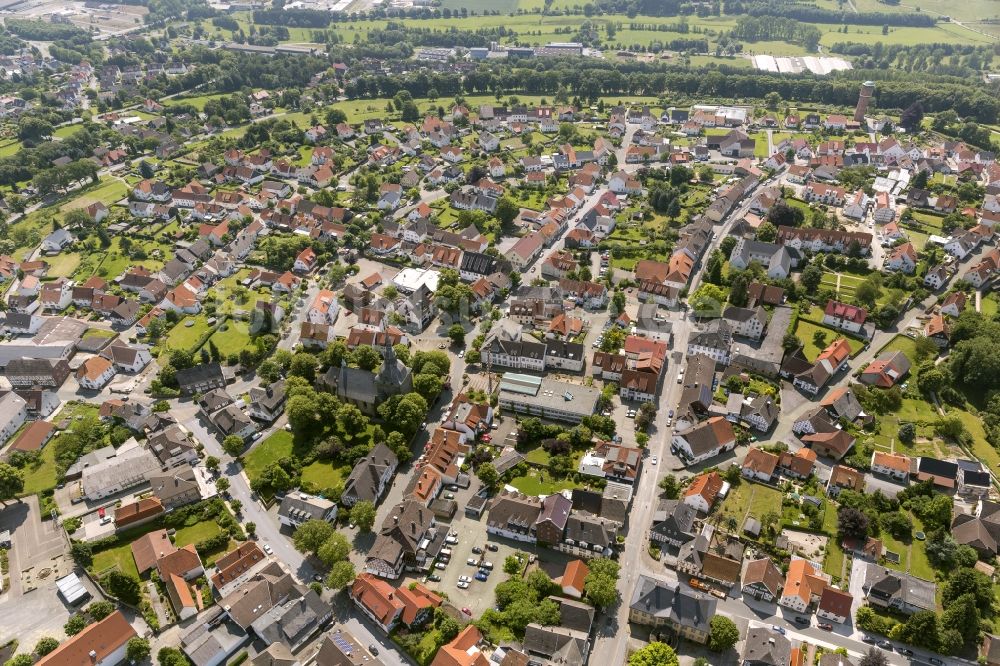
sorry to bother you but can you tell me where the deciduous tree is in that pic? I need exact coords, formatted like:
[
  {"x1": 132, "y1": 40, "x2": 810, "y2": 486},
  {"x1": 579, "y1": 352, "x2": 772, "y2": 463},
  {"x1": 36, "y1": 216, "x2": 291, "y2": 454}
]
[
  {"x1": 349, "y1": 501, "x2": 377, "y2": 532},
  {"x1": 292, "y1": 519, "x2": 334, "y2": 554}
]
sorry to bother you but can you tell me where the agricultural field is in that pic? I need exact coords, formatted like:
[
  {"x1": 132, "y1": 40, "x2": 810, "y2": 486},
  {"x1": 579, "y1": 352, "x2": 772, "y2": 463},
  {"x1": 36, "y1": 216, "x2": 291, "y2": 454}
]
[{"x1": 227, "y1": 4, "x2": 996, "y2": 56}]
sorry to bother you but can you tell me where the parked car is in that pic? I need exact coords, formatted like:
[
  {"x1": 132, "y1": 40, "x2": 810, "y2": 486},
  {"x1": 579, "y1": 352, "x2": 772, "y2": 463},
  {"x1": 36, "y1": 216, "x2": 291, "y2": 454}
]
[
  {"x1": 428, "y1": 574, "x2": 441, "y2": 582},
  {"x1": 928, "y1": 658, "x2": 943, "y2": 665},
  {"x1": 794, "y1": 617, "x2": 809, "y2": 625},
  {"x1": 457, "y1": 581, "x2": 469, "y2": 589},
  {"x1": 478, "y1": 568, "x2": 490, "y2": 577},
  {"x1": 472, "y1": 547, "x2": 483, "y2": 554},
  {"x1": 459, "y1": 576, "x2": 471, "y2": 583},
  {"x1": 369, "y1": 645, "x2": 379, "y2": 656},
  {"x1": 877, "y1": 640, "x2": 893, "y2": 650},
  {"x1": 482, "y1": 561, "x2": 494, "y2": 569},
  {"x1": 467, "y1": 558, "x2": 478, "y2": 566},
  {"x1": 475, "y1": 572, "x2": 488, "y2": 581},
  {"x1": 262, "y1": 544, "x2": 273, "y2": 555},
  {"x1": 462, "y1": 608, "x2": 472, "y2": 616},
  {"x1": 896, "y1": 649, "x2": 913, "y2": 657},
  {"x1": 445, "y1": 536, "x2": 458, "y2": 545},
  {"x1": 861, "y1": 635, "x2": 876, "y2": 644},
  {"x1": 818, "y1": 623, "x2": 832, "y2": 631},
  {"x1": 650, "y1": 456, "x2": 658, "y2": 465},
  {"x1": 445, "y1": 493, "x2": 455, "y2": 500},
  {"x1": 434, "y1": 562, "x2": 447, "y2": 570},
  {"x1": 487, "y1": 544, "x2": 498, "y2": 551},
  {"x1": 770, "y1": 625, "x2": 785, "y2": 636}
]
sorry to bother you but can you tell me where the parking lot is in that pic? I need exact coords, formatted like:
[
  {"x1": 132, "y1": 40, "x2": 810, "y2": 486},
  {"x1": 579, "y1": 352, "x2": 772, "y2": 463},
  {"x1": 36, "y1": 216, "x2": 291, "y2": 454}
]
[
  {"x1": 0, "y1": 495, "x2": 100, "y2": 647},
  {"x1": 401, "y1": 482, "x2": 577, "y2": 617}
]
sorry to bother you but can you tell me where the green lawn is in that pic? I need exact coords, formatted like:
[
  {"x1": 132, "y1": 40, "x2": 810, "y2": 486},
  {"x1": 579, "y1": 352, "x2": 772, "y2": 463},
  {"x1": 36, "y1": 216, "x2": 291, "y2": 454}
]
[
  {"x1": 951, "y1": 408, "x2": 1000, "y2": 472},
  {"x1": 712, "y1": 480, "x2": 782, "y2": 531},
  {"x1": 91, "y1": 542, "x2": 139, "y2": 580},
  {"x1": 174, "y1": 520, "x2": 224, "y2": 548},
  {"x1": 0, "y1": 139, "x2": 21, "y2": 157},
  {"x1": 53, "y1": 124, "x2": 83, "y2": 139},
  {"x1": 879, "y1": 334, "x2": 920, "y2": 366},
  {"x1": 508, "y1": 469, "x2": 582, "y2": 495},
  {"x1": 83, "y1": 328, "x2": 117, "y2": 341},
  {"x1": 793, "y1": 319, "x2": 864, "y2": 361},
  {"x1": 523, "y1": 446, "x2": 550, "y2": 466},
  {"x1": 244, "y1": 431, "x2": 294, "y2": 482},
  {"x1": 909, "y1": 516, "x2": 936, "y2": 581},
  {"x1": 822, "y1": 503, "x2": 845, "y2": 581},
  {"x1": 59, "y1": 178, "x2": 129, "y2": 213},
  {"x1": 301, "y1": 461, "x2": 349, "y2": 493},
  {"x1": 206, "y1": 320, "x2": 253, "y2": 354},
  {"x1": 46, "y1": 252, "x2": 82, "y2": 279},
  {"x1": 165, "y1": 316, "x2": 213, "y2": 352},
  {"x1": 19, "y1": 442, "x2": 59, "y2": 496},
  {"x1": 880, "y1": 530, "x2": 910, "y2": 574},
  {"x1": 895, "y1": 398, "x2": 940, "y2": 424}
]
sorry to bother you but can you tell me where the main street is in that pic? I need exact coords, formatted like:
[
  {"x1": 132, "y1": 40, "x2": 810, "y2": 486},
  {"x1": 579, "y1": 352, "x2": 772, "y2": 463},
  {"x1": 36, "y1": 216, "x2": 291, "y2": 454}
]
[{"x1": 588, "y1": 168, "x2": 773, "y2": 666}]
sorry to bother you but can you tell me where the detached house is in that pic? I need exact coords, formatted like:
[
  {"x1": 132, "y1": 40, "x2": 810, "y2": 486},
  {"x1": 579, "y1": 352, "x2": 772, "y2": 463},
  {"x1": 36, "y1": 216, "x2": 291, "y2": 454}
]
[
  {"x1": 885, "y1": 242, "x2": 917, "y2": 274},
  {"x1": 672, "y1": 417, "x2": 736, "y2": 466},
  {"x1": 822, "y1": 300, "x2": 867, "y2": 335},
  {"x1": 779, "y1": 558, "x2": 827, "y2": 613}
]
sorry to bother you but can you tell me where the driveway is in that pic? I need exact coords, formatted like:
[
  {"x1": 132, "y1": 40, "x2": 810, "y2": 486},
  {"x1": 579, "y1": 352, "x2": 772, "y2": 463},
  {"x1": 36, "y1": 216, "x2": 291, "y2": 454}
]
[{"x1": 847, "y1": 558, "x2": 869, "y2": 639}]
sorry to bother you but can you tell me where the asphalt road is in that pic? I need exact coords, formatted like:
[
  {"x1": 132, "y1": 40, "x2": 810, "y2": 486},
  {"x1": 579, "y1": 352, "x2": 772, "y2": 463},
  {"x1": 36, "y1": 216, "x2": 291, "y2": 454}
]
[{"x1": 588, "y1": 166, "x2": 773, "y2": 666}]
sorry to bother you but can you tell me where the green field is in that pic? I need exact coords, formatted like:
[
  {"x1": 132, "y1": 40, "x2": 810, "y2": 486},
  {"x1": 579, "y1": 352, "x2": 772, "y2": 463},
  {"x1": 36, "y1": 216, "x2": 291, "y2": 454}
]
[
  {"x1": 820, "y1": 272, "x2": 865, "y2": 301},
  {"x1": 228, "y1": 7, "x2": 995, "y2": 52},
  {"x1": 441, "y1": 0, "x2": 518, "y2": 11}
]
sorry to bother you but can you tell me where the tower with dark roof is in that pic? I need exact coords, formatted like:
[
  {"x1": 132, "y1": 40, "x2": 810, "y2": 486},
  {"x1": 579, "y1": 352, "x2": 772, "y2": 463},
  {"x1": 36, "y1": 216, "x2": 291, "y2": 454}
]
[{"x1": 375, "y1": 338, "x2": 412, "y2": 399}]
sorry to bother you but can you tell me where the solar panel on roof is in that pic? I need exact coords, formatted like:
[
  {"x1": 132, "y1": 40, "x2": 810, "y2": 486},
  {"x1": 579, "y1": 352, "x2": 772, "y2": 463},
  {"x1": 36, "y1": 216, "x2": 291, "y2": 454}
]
[{"x1": 333, "y1": 634, "x2": 353, "y2": 654}]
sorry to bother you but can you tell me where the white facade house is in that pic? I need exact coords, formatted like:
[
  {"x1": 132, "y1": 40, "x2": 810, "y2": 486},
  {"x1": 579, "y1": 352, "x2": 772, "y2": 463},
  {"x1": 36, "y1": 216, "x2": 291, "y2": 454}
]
[
  {"x1": 0, "y1": 392, "x2": 28, "y2": 442},
  {"x1": 277, "y1": 491, "x2": 338, "y2": 528}
]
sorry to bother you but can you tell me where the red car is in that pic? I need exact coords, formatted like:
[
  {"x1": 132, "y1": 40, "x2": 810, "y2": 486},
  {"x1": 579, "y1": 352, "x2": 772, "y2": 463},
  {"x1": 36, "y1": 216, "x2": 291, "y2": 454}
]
[
  {"x1": 818, "y1": 623, "x2": 833, "y2": 631},
  {"x1": 462, "y1": 607, "x2": 472, "y2": 616},
  {"x1": 98, "y1": 507, "x2": 105, "y2": 518},
  {"x1": 481, "y1": 434, "x2": 492, "y2": 442}
]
